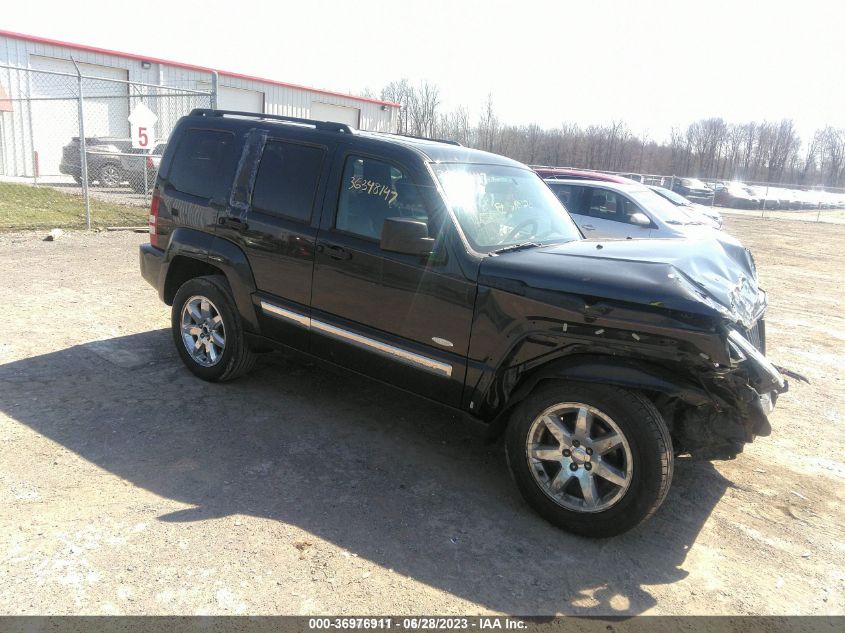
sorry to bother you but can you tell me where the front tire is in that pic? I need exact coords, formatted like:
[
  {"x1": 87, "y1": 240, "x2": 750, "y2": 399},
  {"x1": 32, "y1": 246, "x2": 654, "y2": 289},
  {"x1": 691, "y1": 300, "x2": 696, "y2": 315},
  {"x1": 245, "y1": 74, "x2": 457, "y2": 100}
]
[
  {"x1": 98, "y1": 163, "x2": 121, "y2": 188},
  {"x1": 506, "y1": 381, "x2": 673, "y2": 537},
  {"x1": 171, "y1": 275, "x2": 257, "y2": 382}
]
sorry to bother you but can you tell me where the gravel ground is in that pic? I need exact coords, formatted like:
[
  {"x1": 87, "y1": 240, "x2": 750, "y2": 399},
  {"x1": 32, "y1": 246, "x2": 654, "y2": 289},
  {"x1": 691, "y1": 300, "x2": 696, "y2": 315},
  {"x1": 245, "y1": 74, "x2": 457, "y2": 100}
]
[{"x1": 0, "y1": 217, "x2": 843, "y2": 616}]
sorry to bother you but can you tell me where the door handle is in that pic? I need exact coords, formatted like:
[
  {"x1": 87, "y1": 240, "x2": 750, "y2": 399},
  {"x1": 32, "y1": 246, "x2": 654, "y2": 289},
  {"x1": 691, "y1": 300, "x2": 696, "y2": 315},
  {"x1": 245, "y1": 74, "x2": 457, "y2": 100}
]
[
  {"x1": 218, "y1": 216, "x2": 247, "y2": 231},
  {"x1": 325, "y1": 244, "x2": 351, "y2": 260},
  {"x1": 581, "y1": 224, "x2": 596, "y2": 230}
]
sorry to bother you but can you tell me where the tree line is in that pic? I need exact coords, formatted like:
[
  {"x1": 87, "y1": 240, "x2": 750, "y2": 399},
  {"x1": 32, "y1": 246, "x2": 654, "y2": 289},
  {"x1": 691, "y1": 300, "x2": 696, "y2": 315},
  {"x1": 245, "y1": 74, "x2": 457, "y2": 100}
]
[{"x1": 373, "y1": 79, "x2": 845, "y2": 189}]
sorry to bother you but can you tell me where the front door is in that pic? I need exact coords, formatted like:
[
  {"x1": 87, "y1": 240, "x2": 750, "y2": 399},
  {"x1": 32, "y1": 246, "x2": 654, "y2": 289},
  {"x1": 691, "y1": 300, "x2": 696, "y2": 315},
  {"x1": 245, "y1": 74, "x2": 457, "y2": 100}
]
[
  {"x1": 310, "y1": 152, "x2": 476, "y2": 406},
  {"x1": 577, "y1": 186, "x2": 653, "y2": 239}
]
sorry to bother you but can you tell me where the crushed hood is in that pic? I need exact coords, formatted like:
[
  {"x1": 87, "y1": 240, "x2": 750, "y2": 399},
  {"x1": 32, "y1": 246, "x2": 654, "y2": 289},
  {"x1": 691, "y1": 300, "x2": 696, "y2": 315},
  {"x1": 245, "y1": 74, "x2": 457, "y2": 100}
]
[{"x1": 479, "y1": 235, "x2": 764, "y2": 328}]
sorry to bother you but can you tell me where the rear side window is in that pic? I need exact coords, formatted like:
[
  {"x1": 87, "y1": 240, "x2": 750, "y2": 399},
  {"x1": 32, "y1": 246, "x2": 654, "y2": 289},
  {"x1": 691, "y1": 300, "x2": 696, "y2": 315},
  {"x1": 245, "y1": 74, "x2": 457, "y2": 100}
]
[
  {"x1": 251, "y1": 140, "x2": 325, "y2": 223},
  {"x1": 169, "y1": 129, "x2": 236, "y2": 199},
  {"x1": 549, "y1": 183, "x2": 574, "y2": 207},
  {"x1": 549, "y1": 184, "x2": 586, "y2": 214}
]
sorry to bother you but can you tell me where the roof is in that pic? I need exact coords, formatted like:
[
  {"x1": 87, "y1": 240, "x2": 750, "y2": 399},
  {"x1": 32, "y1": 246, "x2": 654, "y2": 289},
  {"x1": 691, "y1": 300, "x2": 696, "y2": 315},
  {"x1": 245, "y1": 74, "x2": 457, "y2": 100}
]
[
  {"x1": 542, "y1": 179, "x2": 649, "y2": 193},
  {"x1": 183, "y1": 110, "x2": 525, "y2": 167},
  {"x1": 533, "y1": 167, "x2": 635, "y2": 184},
  {"x1": 357, "y1": 132, "x2": 525, "y2": 167},
  {"x1": 0, "y1": 29, "x2": 401, "y2": 109}
]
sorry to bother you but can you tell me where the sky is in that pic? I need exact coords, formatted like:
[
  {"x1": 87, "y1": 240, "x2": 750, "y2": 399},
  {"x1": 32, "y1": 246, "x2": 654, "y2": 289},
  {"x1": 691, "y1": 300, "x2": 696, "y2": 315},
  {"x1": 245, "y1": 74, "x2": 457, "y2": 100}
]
[{"x1": 4, "y1": 0, "x2": 845, "y2": 143}]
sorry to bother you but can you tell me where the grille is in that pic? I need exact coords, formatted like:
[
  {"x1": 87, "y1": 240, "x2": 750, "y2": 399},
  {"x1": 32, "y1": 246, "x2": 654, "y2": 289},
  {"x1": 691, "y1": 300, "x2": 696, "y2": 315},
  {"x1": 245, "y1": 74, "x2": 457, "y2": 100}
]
[{"x1": 744, "y1": 319, "x2": 766, "y2": 354}]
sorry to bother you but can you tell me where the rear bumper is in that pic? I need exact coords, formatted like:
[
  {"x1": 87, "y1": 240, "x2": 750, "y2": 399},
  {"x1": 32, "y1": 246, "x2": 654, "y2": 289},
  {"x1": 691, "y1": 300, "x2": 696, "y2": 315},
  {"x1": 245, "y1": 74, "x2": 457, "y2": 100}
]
[
  {"x1": 59, "y1": 160, "x2": 80, "y2": 177},
  {"x1": 139, "y1": 243, "x2": 166, "y2": 298}
]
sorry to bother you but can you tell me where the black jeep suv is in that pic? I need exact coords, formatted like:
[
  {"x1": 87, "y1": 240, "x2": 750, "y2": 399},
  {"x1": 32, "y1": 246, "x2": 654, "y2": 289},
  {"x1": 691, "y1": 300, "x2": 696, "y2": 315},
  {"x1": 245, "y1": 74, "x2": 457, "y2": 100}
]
[{"x1": 140, "y1": 109, "x2": 788, "y2": 537}]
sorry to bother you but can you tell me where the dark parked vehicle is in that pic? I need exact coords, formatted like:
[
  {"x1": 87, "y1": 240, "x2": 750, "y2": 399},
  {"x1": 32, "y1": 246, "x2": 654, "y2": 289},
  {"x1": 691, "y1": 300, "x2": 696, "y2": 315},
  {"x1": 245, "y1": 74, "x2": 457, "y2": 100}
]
[
  {"x1": 59, "y1": 136, "x2": 150, "y2": 190},
  {"x1": 140, "y1": 109, "x2": 789, "y2": 537},
  {"x1": 671, "y1": 177, "x2": 714, "y2": 204},
  {"x1": 713, "y1": 182, "x2": 759, "y2": 209}
]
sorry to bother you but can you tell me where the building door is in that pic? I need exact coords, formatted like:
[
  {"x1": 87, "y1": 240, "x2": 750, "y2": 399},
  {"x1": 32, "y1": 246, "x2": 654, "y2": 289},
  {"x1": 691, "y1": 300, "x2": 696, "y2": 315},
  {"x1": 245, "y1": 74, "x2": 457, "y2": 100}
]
[
  {"x1": 311, "y1": 102, "x2": 360, "y2": 129},
  {"x1": 218, "y1": 86, "x2": 264, "y2": 113}
]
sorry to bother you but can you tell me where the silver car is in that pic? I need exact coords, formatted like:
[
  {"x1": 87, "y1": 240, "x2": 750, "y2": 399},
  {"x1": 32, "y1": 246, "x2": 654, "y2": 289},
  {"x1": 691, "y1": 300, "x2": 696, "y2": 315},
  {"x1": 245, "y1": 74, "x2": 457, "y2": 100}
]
[
  {"x1": 649, "y1": 185, "x2": 723, "y2": 229},
  {"x1": 546, "y1": 179, "x2": 718, "y2": 240}
]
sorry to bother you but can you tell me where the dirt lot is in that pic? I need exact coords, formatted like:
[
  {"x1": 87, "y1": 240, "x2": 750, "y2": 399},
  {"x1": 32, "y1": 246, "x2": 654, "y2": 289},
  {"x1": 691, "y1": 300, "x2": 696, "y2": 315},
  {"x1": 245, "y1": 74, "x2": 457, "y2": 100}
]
[{"x1": 0, "y1": 216, "x2": 843, "y2": 616}]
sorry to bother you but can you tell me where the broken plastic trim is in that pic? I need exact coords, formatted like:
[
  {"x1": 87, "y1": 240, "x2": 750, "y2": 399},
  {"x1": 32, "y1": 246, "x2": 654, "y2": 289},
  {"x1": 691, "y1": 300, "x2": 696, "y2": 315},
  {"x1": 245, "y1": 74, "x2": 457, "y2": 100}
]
[{"x1": 726, "y1": 328, "x2": 785, "y2": 390}]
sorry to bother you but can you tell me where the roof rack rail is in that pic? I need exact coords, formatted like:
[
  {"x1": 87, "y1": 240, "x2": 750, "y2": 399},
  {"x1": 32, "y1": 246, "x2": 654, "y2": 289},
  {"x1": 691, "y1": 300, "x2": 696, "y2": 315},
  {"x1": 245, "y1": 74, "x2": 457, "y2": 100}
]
[
  {"x1": 385, "y1": 132, "x2": 462, "y2": 146},
  {"x1": 189, "y1": 108, "x2": 353, "y2": 134}
]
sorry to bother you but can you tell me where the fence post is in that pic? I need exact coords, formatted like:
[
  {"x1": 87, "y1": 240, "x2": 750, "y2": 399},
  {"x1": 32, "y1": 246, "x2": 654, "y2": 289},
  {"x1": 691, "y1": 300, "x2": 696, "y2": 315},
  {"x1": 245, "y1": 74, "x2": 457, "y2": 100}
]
[
  {"x1": 210, "y1": 71, "x2": 218, "y2": 109},
  {"x1": 762, "y1": 184, "x2": 768, "y2": 218},
  {"x1": 23, "y1": 68, "x2": 38, "y2": 183},
  {"x1": 71, "y1": 58, "x2": 92, "y2": 230}
]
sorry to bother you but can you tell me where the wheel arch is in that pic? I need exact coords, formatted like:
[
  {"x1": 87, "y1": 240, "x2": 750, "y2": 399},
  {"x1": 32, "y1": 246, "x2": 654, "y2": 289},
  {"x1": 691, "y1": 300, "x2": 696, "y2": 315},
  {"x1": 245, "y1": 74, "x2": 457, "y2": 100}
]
[
  {"x1": 484, "y1": 352, "x2": 717, "y2": 438},
  {"x1": 163, "y1": 229, "x2": 259, "y2": 332}
]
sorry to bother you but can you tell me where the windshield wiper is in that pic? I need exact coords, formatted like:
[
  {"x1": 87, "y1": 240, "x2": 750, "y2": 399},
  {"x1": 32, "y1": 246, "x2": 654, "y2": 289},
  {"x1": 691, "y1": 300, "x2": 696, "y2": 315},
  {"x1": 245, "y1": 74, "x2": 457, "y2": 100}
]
[{"x1": 489, "y1": 241, "x2": 542, "y2": 255}]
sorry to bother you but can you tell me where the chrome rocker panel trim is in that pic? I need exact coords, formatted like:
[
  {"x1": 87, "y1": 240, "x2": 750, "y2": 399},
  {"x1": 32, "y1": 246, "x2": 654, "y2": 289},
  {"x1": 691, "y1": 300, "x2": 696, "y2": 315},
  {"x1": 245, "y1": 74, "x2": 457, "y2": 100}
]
[{"x1": 260, "y1": 300, "x2": 453, "y2": 378}]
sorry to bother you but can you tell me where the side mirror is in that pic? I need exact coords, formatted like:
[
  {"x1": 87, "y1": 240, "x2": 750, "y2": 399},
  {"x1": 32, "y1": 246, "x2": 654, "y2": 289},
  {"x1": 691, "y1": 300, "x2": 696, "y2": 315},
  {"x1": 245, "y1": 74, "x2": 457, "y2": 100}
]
[
  {"x1": 629, "y1": 212, "x2": 651, "y2": 226},
  {"x1": 380, "y1": 217, "x2": 435, "y2": 255}
]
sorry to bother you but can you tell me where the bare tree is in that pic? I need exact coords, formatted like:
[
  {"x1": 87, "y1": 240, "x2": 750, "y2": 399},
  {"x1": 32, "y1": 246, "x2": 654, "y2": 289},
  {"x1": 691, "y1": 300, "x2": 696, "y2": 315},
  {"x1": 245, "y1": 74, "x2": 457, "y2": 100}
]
[{"x1": 366, "y1": 77, "x2": 845, "y2": 187}]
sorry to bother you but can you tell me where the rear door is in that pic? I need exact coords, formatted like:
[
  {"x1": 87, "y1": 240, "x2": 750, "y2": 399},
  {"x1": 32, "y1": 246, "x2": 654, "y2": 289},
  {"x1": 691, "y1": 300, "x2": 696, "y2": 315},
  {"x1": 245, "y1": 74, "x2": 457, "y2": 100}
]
[{"x1": 216, "y1": 129, "x2": 334, "y2": 350}]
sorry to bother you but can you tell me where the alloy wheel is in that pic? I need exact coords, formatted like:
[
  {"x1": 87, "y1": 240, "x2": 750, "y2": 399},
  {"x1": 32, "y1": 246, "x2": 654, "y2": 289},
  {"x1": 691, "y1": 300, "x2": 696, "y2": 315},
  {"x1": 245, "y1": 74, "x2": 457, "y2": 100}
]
[
  {"x1": 180, "y1": 295, "x2": 226, "y2": 367},
  {"x1": 525, "y1": 402, "x2": 633, "y2": 513},
  {"x1": 99, "y1": 164, "x2": 121, "y2": 187}
]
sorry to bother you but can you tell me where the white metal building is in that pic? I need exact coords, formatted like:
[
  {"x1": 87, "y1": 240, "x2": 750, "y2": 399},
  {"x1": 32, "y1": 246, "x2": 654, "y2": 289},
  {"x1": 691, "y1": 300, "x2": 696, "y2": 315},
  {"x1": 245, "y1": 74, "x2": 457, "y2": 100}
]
[{"x1": 0, "y1": 29, "x2": 400, "y2": 177}]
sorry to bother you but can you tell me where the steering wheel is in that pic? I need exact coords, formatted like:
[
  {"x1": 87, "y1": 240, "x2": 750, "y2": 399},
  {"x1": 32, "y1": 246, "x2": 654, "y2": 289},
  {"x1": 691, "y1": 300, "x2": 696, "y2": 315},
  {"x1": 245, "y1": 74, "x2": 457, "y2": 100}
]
[{"x1": 501, "y1": 218, "x2": 538, "y2": 244}]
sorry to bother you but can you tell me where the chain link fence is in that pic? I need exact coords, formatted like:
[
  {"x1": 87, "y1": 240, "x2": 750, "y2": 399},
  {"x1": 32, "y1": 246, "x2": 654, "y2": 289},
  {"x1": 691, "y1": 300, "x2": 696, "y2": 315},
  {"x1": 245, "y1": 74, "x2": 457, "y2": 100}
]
[{"x1": 0, "y1": 63, "x2": 214, "y2": 230}]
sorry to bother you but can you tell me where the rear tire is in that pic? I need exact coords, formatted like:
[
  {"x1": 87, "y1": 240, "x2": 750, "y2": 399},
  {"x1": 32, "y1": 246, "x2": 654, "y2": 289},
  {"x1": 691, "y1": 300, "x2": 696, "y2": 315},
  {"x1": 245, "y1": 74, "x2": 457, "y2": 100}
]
[
  {"x1": 505, "y1": 381, "x2": 673, "y2": 537},
  {"x1": 171, "y1": 275, "x2": 257, "y2": 382}
]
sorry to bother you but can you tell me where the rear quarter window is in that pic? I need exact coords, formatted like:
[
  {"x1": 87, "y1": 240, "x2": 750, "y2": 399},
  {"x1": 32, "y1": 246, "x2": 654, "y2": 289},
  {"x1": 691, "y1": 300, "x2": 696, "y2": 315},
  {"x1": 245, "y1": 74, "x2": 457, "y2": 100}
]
[{"x1": 168, "y1": 128, "x2": 237, "y2": 199}]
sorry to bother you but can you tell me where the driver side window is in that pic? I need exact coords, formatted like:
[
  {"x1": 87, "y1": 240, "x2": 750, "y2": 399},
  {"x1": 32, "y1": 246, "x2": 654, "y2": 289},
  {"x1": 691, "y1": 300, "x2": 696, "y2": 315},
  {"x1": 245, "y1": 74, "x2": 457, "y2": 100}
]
[
  {"x1": 336, "y1": 156, "x2": 427, "y2": 240},
  {"x1": 587, "y1": 189, "x2": 638, "y2": 224}
]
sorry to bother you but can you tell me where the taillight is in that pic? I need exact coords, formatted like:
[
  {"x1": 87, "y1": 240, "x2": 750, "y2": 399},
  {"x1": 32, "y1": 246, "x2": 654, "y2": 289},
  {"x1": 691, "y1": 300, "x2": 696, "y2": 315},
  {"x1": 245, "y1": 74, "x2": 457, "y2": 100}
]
[{"x1": 149, "y1": 187, "x2": 161, "y2": 248}]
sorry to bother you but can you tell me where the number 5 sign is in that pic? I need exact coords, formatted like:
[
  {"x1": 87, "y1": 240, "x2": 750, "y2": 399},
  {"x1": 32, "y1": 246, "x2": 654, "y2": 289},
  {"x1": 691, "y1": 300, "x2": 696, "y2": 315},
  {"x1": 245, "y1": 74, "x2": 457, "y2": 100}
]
[{"x1": 128, "y1": 103, "x2": 158, "y2": 149}]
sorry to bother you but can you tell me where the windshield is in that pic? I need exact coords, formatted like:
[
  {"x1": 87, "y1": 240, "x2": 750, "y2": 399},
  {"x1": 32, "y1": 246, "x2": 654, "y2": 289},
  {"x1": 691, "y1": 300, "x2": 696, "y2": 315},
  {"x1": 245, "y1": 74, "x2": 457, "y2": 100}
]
[
  {"x1": 627, "y1": 188, "x2": 702, "y2": 225},
  {"x1": 652, "y1": 186, "x2": 691, "y2": 206},
  {"x1": 431, "y1": 163, "x2": 581, "y2": 251}
]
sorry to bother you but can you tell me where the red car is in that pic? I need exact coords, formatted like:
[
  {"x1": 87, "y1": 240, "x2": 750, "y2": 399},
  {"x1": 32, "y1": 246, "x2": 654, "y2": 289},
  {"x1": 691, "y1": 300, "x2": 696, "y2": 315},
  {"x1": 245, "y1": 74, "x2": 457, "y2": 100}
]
[{"x1": 532, "y1": 167, "x2": 636, "y2": 183}]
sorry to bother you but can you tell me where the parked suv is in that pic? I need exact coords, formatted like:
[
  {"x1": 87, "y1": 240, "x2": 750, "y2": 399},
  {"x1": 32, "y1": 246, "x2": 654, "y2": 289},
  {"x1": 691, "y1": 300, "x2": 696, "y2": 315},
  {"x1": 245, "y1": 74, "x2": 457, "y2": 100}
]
[
  {"x1": 140, "y1": 109, "x2": 789, "y2": 537},
  {"x1": 59, "y1": 136, "x2": 150, "y2": 190}
]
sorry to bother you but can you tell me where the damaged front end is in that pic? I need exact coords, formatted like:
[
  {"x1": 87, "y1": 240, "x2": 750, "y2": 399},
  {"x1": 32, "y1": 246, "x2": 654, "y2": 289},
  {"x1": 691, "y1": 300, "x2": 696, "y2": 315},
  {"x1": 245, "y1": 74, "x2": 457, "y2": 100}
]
[
  {"x1": 476, "y1": 234, "x2": 796, "y2": 460},
  {"x1": 668, "y1": 250, "x2": 791, "y2": 459},
  {"x1": 672, "y1": 319, "x2": 788, "y2": 459}
]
